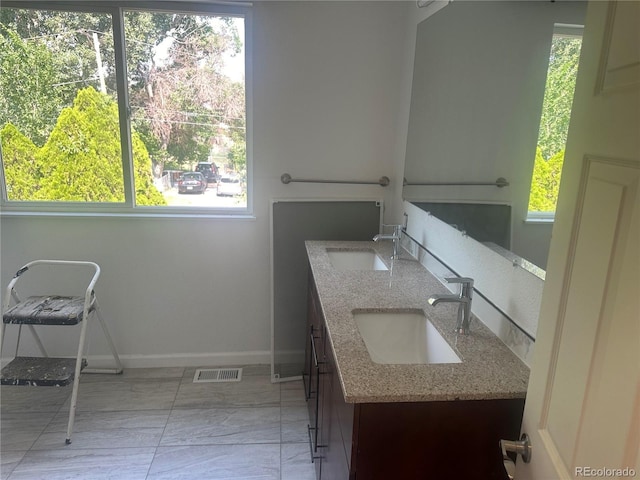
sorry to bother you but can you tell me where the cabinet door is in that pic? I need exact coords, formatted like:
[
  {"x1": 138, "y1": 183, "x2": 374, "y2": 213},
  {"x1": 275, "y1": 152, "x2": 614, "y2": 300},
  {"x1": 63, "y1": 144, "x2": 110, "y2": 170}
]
[
  {"x1": 305, "y1": 275, "x2": 325, "y2": 476},
  {"x1": 306, "y1": 327, "x2": 323, "y2": 454},
  {"x1": 353, "y1": 400, "x2": 524, "y2": 479},
  {"x1": 319, "y1": 343, "x2": 351, "y2": 480},
  {"x1": 303, "y1": 274, "x2": 322, "y2": 401}
]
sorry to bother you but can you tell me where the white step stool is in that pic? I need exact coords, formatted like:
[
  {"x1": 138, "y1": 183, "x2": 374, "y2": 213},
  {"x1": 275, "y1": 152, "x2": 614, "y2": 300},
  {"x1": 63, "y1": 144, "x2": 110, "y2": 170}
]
[{"x1": 0, "y1": 260, "x2": 123, "y2": 444}]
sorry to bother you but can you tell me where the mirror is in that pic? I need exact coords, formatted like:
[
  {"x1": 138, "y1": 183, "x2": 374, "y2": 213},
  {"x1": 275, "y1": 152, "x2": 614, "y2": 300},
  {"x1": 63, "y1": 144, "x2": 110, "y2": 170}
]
[{"x1": 403, "y1": 0, "x2": 587, "y2": 271}]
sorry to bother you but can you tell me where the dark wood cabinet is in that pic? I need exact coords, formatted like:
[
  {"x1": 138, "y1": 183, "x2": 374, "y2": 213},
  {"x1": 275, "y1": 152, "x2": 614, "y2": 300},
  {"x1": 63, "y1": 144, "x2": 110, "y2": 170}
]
[
  {"x1": 303, "y1": 274, "x2": 325, "y2": 478},
  {"x1": 304, "y1": 273, "x2": 525, "y2": 480},
  {"x1": 318, "y1": 336, "x2": 351, "y2": 480}
]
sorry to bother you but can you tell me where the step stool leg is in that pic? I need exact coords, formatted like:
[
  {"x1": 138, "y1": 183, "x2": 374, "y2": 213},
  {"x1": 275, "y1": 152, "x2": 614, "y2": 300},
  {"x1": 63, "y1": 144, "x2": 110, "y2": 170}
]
[
  {"x1": 65, "y1": 374, "x2": 80, "y2": 445},
  {"x1": 14, "y1": 325, "x2": 22, "y2": 357},
  {"x1": 81, "y1": 304, "x2": 123, "y2": 375},
  {"x1": 94, "y1": 302, "x2": 123, "y2": 373},
  {"x1": 65, "y1": 316, "x2": 90, "y2": 444},
  {"x1": 0, "y1": 323, "x2": 5, "y2": 358},
  {"x1": 27, "y1": 325, "x2": 49, "y2": 357}
]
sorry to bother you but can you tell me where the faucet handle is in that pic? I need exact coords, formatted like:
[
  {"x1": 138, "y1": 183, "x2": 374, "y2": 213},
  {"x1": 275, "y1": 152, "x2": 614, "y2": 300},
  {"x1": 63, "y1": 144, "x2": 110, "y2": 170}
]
[{"x1": 444, "y1": 277, "x2": 474, "y2": 298}]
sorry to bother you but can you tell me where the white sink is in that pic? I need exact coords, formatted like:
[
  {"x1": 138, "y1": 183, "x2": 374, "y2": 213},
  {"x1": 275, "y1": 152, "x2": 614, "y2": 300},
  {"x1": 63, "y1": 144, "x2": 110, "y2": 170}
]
[
  {"x1": 326, "y1": 249, "x2": 388, "y2": 271},
  {"x1": 353, "y1": 310, "x2": 462, "y2": 364}
]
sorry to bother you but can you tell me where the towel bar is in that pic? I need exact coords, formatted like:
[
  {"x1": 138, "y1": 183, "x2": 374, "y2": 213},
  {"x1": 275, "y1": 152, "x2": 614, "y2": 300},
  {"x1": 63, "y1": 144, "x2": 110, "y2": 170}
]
[
  {"x1": 403, "y1": 177, "x2": 509, "y2": 188},
  {"x1": 281, "y1": 173, "x2": 390, "y2": 187}
]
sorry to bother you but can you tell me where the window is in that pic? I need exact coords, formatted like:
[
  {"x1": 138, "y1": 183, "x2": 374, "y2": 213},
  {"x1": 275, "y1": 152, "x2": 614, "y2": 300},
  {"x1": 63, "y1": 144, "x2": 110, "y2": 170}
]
[
  {"x1": 0, "y1": 2, "x2": 249, "y2": 214},
  {"x1": 527, "y1": 25, "x2": 583, "y2": 220}
]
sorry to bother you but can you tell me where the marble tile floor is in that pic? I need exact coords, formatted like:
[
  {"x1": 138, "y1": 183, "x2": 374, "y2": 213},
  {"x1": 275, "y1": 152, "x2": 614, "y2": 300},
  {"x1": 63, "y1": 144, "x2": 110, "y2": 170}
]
[{"x1": 0, "y1": 366, "x2": 316, "y2": 480}]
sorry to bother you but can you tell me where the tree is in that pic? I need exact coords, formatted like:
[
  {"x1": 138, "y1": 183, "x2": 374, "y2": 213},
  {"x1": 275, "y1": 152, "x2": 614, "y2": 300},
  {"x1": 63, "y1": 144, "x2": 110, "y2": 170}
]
[
  {"x1": 0, "y1": 10, "x2": 116, "y2": 113},
  {"x1": 0, "y1": 26, "x2": 66, "y2": 146},
  {"x1": 0, "y1": 8, "x2": 165, "y2": 105},
  {"x1": 131, "y1": 13, "x2": 245, "y2": 170},
  {"x1": 0, "y1": 123, "x2": 39, "y2": 200},
  {"x1": 529, "y1": 34, "x2": 582, "y2": 212},
  {"x1": 4, "y1": 87, "x2": 165, "y2": 205},
  {"x1": 537, "y1": 36, "x2": 582, "y2": 162},
  {"x1": 131, "y1": 132, "x2": 166, "y2": 206},
  {"x1": 227, "y1": 127, "x2": 246, "y2": 173},
  {"x1": 528, "y1": 148, "x2": 564, "y2": 212},
  {"x1": 1, "y1": 7, "x2": 245, "y2": 203}
]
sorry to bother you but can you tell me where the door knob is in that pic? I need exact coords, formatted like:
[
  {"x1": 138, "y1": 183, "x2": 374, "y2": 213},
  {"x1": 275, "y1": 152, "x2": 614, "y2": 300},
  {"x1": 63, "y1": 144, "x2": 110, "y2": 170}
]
[{"x1": 500, "y1": 433, "x2": 531, "y2": 480}]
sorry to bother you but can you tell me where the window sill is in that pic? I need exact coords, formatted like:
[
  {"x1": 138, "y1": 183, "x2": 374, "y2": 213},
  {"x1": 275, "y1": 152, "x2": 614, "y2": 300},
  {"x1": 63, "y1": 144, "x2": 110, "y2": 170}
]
[
  {"x1": 0, "y1": 208, "x2": 256, "y2": 221},
  {"x1": 525, "y1": 213, "x2": 555, "y2": 224}
]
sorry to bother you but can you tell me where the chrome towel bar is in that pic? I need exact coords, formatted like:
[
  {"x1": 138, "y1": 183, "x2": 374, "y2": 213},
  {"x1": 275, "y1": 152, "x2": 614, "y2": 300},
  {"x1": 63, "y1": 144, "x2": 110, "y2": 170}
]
[
  {"x1": 403, "y1": 177, "x2": 509, "y2": 188},
  {"x1": 281, "y1": 173, "x2": 390, "y2": 187}
]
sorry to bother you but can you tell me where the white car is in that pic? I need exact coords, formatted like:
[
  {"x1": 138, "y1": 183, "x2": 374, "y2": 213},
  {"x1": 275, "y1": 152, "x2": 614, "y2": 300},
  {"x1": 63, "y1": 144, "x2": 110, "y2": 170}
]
[{"x1": 216, "y1": 176, "x2": 242, "y2": 196}]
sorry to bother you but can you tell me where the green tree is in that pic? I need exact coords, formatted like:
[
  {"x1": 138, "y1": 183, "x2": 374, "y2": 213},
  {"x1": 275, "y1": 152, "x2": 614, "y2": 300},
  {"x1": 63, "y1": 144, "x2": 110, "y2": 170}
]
[
  {"x1": 132, "y1": 133, "x2": 166, "y2": 206},
  {"x1": 0, "y1": 26, "x2": 66, "y2": 145},
  {"x1": 38, "y1": 88, "x2": 125, "y2": 201},
  {"x1": 0, "y1": 123, "x2": 39, "y2": 200},
  {"x1": 537, "y1": 36, "x2": 582, "y2": 162},
  {"x1": 0, "y1": 10, "x2": 116, "y2": 115},
  {"x1": 227, "y1": 128, "x2": 246, "y2": 173},
  {"x1": 1, "y1": 7, "x2": 245, "y2": 201},
  {"x1": 7, "y1": 87, "x2": 165, "y2": 204},
  {"x1": 1, "y1": 9, "x2": 147, "y2": 102},
  {"x1": 529, "y1": 148, "x2": 564, "y2": 212},
  {"x1": 529, "y1": 34, "x2": 582, "y2": 212},
  {"x1": 130, "y1": 13, "x2": 245, "y2": 169}
]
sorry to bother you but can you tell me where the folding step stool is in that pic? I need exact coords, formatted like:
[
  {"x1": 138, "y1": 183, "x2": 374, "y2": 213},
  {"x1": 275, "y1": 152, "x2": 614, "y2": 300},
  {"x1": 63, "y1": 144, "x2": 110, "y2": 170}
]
[{"x1": 0, "y1": 260, "x2": 123, "y2": 444}]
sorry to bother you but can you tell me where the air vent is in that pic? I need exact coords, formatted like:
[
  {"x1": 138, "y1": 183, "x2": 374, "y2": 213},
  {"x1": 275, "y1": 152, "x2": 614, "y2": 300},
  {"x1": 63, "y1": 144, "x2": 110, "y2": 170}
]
[{"x1": 193, "y1": 368, "x2": 242, "y2": 383}]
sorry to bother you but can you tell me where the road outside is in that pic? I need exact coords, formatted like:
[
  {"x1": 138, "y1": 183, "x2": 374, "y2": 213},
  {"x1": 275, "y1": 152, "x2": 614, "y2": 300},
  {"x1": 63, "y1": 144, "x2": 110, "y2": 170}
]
[{"x1": 162, "y1": 183, "x2": 246, "y2": 208}]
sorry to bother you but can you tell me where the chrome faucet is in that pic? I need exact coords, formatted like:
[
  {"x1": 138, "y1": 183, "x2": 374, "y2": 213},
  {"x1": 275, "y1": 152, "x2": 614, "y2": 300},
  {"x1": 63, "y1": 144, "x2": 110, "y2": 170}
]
[
  {"x1": 428, "y1": 277, "x2": 474, "y2": 334},
  {"x1": 373, "y1": 224, "x2": 403, "y2": 259}
]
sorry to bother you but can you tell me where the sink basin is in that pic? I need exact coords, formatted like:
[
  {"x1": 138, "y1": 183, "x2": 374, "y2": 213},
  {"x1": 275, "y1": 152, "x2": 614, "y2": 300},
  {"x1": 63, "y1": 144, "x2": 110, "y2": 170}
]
[
  {"x1": 326, "y1": 249, "x2": 388, "y2": 271},
  {"x1": 353, "y1": 310, "x2": 462, "y2": 364}
]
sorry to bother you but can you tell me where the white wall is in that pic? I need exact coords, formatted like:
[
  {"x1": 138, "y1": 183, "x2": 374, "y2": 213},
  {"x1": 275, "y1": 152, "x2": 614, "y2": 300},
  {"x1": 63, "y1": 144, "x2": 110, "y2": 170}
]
[
  {"x1": 402, "y1": 1, "x2": 587, "y2": 269},
  {"x1": 0, "y1": 1, "x2": 411, "y2": 367}
]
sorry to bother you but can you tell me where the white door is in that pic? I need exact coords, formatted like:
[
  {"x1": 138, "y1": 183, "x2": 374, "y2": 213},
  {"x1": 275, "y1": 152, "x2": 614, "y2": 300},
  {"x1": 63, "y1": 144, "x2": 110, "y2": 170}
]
[{"x1": 515, "y1": 1, "x2": 640, "y2": 479}]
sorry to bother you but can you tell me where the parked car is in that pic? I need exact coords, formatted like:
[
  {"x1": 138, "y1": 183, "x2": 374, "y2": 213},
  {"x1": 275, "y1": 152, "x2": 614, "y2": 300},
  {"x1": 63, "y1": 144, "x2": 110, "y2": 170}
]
[
  {"x1": 195, "y1": 162, "x2": 219, "y2": 183},
  {"x1": 178, "y1": 172, "x2": 207, "y2": 194},
  {"x1": 216, "y1": 175, "x2": 242, "y2": 196}
]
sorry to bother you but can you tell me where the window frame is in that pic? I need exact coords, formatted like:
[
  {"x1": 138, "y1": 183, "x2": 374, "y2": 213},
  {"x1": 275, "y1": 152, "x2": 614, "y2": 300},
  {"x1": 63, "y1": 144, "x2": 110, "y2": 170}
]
[{"x1": 0, "y1": 0, "x2": 253, "y2": 218}]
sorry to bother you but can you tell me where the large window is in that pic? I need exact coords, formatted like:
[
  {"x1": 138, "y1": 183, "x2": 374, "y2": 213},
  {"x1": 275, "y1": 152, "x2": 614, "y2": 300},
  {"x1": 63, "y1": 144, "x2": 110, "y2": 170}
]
[
  {"x1": 527, "y1": 26, "x2": 582, "y2": 220},
  {"x1": 0, "y1": 2, "x2": 249, "y2": 214}
]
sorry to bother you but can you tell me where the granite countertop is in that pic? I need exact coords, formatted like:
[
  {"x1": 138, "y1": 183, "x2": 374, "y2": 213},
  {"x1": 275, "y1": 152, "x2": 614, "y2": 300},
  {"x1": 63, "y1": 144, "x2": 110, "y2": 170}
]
[{"x1": 306, "y1": 240, "x2": 530, "y2": 404}]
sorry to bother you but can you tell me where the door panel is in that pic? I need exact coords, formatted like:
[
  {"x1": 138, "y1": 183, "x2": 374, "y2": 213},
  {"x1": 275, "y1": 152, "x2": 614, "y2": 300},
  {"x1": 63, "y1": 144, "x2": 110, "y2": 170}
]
[
  {"x1": 571, "y1": 162, "x2": 639, "y2": 472},
  {"x1": 526, "y1": 158, "x2": 639, "y2": 478},
  {"x1": 517, "y1": 0, "x2": 639, "y2": 478}
]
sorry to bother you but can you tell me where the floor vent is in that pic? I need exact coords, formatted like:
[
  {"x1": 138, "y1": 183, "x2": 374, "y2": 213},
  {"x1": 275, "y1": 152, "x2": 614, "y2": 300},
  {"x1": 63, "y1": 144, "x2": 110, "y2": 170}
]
[{"x1": 193, "y1": 368, "x2": 243, "y2": 383}]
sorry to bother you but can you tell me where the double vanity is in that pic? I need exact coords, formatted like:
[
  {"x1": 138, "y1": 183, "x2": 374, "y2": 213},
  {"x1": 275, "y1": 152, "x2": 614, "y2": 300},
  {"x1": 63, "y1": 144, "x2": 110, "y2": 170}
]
[{"x1": 303, "y1": 240, "x2": 530, "y2": 479}]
